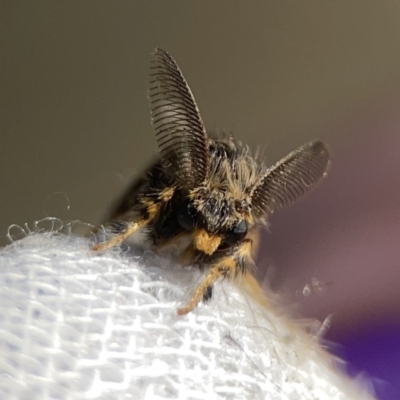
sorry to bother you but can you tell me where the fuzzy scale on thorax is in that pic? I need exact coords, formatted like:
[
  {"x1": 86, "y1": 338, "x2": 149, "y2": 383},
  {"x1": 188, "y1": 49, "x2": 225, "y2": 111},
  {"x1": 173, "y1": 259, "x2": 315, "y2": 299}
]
[{"x1": 189, "y1": 140, "x2": 264, "y2": 231}]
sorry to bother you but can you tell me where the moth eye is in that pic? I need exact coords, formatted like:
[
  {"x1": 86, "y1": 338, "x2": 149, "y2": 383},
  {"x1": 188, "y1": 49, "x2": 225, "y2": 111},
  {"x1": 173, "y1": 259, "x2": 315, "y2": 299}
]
[
  {"x1": 234, "y1": 199, "x2": 244, "y2": 212},
  {"x1": 177, "y1": 201, "x2": 197, "y2": 231},
  {"x1": 196, "y1": 192, "x2": 205, "y2": 201},
  {"x1": 225, "y1": 220, "x2": 248, "y2": 245}
]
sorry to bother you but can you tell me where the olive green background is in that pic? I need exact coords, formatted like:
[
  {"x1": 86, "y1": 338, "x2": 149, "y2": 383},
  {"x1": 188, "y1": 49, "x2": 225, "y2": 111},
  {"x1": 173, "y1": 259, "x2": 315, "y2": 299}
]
[{"x1": 2, "y1": 1, "x2": 400, "y2": 333}]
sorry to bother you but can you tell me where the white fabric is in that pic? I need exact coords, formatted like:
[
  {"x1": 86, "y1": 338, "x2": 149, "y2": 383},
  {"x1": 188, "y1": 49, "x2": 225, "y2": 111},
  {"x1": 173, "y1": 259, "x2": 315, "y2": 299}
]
[{"x1": 0, "y1": 221, "x2": 375, "y2": 400}]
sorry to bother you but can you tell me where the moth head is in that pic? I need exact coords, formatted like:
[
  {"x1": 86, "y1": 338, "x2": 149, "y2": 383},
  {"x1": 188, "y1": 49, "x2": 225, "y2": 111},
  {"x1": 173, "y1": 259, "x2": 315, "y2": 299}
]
[
  {"x1": 177, "y1": 189, "x2": 251, "y2": 255},
  {"x1": 173, "y1": 138, "x2": 331, "y2": 255}
]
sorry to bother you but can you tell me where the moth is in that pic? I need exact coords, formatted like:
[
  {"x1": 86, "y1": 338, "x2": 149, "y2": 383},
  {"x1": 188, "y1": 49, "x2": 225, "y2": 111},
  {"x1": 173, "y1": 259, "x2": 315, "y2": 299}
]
[{"x1": 93, "y1": 48, "x2": 330, "y2": 315}]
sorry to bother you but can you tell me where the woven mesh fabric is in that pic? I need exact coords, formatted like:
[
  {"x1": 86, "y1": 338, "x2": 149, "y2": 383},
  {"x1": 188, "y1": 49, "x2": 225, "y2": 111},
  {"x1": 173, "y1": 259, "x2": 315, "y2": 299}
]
[{"x1": 0, "y1": 226, "x2": 375, "y2": 400}]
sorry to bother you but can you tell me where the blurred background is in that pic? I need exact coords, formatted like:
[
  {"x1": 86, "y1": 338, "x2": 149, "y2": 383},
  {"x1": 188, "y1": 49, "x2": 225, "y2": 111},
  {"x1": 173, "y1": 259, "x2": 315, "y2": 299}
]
[{"x1": 1, "y1": 1, "x2": 400, "y2": 398}]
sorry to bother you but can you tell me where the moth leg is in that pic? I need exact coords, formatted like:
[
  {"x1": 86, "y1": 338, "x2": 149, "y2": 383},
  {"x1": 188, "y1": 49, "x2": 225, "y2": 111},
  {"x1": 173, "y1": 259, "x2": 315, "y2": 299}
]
[
  {"x1": 92, "y1": 219, "x2": 146, "y2": 251},
  {"x1": 177, "y1": 239, "x2": 253, "y2": 315},
  {"x1": 92, "y1": 196, "x2": 165, "y2": 252}
]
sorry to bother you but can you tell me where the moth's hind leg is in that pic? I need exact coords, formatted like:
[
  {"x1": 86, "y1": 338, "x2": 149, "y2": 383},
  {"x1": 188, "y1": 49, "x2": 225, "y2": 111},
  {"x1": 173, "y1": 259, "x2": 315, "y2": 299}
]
[
  {"x1": 92, "y1": 219, "x2": 147, "y2": 251},
  {"x1": 177, "y1": 239, "x2": 253, "y2": 315}
]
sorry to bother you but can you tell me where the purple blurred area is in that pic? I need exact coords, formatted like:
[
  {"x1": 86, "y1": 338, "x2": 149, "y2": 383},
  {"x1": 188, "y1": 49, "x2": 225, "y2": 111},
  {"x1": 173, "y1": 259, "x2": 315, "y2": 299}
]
[
  {"x1": 334, "y1": 322, "x2": 400, "y2": 400},
  {"x1": 257, "y1": 92, "x2": 400, "y2": 399}
]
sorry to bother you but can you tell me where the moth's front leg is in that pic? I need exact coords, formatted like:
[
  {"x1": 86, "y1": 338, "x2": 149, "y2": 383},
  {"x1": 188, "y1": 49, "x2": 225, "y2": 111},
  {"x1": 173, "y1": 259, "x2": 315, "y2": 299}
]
[
  {"x1": 177, "y1": 239, "x2": 254, "y2": 315},
  {"x1": 92, "y1": 197, "x2": 164, "y2": 252},
  {"x1": 92, "y1": 187, "x2": 175, "y2": 252},
  {"x1": 92, "y1": 219, "x2": 147, "y2": 251}
]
